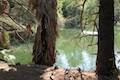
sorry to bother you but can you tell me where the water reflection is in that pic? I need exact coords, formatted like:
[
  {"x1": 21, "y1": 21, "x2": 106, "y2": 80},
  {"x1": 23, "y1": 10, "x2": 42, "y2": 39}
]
[
  {"x1": 55, "y1": 50, "x2": 69, "y2": 69},
  {"x1": 79, "y1": 51, "x2": 96, "y2": 71},
  {"x1": 55, "y1": 50, "x2": 120, "y2": 71}
]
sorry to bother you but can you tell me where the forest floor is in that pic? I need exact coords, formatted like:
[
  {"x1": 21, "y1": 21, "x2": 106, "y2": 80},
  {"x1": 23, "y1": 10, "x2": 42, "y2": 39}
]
[{"x1": 0, "y1": 62, "x2": 120, "y2": 80}]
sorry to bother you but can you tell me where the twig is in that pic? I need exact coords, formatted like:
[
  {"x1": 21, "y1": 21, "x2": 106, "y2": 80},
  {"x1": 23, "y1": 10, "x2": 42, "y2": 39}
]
[
  {"x1": 15, "y1": 31, "x2": 25, "y2": 41},
  {"x1": 87, "y1": 14, "x2": 98, "y2": 47},
  {"x1": 80, "y1": 0, "x2": 87, "y2": 31},
  {"x1": 12, "y1": 0, "x2": 37, "y2": 22},
  {"x1": 72, "y1": 0, "x2": 88, "y2": 41},
  {"x1": 7, "y1": 14, "x2": 25, "y2": 29}
]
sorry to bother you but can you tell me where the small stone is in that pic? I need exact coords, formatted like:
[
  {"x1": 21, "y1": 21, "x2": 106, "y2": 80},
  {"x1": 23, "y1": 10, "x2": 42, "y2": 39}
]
[
  {"x1": 50, "y1": 75, "x2": 55, "y2": 80},
  {"x1": 54, "y1": 66, "x2": 58, "y2": 70},
  {"x1": 65, "y1": 69, "x2": 69, "y2": 74}
]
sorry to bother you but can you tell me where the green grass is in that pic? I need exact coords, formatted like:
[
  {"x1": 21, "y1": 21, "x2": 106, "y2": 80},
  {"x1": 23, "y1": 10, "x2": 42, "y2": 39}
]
[{"x1": 12, "y1": 42, "x2": 33, "y2": 64}]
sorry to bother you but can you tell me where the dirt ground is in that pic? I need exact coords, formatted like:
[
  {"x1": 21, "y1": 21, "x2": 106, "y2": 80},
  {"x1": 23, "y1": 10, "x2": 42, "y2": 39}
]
[{"x1": 0, "y1": 62, "x2": 120, "y2": 80}]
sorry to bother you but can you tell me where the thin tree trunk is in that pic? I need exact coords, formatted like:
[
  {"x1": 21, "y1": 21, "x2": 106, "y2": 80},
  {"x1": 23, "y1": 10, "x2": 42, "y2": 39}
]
[{"x1": 96, "y1": 0, "x2": 118, "y2": 80}]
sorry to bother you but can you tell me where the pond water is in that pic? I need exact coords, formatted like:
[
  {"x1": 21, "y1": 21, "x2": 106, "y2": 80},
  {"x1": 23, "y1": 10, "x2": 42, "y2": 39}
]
[{"x1": 55, "y1": 50, "x2": 120, "y2": 71}]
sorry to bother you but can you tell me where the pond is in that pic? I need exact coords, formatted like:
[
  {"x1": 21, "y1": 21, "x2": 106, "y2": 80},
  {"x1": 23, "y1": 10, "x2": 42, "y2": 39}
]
[
  {"x1": 8, "y1": 28, "x2": 120, "y2": 71},
  {"x1": 54, "y1": 28, "x2": 120, "y2": 71},
  {"x1": 55, "y1": 50, "x2": 120, "y2": 71}
]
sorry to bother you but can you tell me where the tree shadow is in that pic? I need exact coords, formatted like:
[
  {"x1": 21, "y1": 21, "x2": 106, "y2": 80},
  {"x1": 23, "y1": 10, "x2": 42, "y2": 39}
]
[{"x1": 0, "y1": 64, "x2": 48, "y2": 80}]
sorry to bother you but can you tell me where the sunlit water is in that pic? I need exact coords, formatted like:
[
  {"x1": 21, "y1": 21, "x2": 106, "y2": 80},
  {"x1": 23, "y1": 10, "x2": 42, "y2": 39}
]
[{"x1": 55, "y1": 50, "x2": 120, "y2": 71}]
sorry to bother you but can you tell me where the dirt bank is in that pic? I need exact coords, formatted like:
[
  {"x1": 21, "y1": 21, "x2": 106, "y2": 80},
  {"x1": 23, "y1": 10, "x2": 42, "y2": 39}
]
[{"x1": 0, "y1": 63, "x2": 119, "y2": 80}]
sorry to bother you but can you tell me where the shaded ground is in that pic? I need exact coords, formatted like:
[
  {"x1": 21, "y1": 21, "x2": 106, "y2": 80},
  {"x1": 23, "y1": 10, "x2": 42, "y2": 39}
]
[{"x1": 0, "y1": 62, "x2": 120, "y2": 80}]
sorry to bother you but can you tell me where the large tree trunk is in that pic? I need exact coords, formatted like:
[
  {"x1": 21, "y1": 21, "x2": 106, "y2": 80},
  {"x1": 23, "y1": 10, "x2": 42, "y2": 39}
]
[
  {"x1": 96, "y1": 0, "x2": 118, "y2": 80},
  {"x1": 32, "y1": 0, "x2": 58, "y2": 66}
]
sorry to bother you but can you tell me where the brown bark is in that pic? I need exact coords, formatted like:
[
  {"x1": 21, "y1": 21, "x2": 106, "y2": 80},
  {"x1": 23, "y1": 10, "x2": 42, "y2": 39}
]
[
  {"x1": 31, "y1": 0, "x2": 58, "y2": 66},
  {"x1": 0, "y1": 0, "x2": 9, "y2": 15},
  {"x1": 96, "y1": 0, "x2": 118, "y2": 80}
]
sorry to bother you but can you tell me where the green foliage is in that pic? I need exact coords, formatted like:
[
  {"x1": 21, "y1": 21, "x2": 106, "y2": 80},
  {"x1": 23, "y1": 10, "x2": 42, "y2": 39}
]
[
  {"x1": 8, "y1": 0, "x2": 36, "y2": 25},
  {"x1": 0, "y1": 49, "x2": 16, "y2": 64},
  {"x1": 57, "y1": 0, "x2": 65, "y2": 15},
  {"x1": 2, "y1": 32, "x2": 10, "y2": 49},
  {"x1": 57, "y1": 0, "x2": 99, "y2": 28},
  {"x1": 8, "y1": 0, "x2": 15, "y2": 8},
  {"x1": 61, "y1": 0, "x2": 81, "y2": 28},
  {"x1": 62, "y1": 0, "x2": 80, "y2": 17}
]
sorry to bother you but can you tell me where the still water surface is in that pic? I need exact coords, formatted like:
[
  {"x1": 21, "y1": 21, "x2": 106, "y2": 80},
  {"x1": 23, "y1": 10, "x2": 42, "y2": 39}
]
[{"x1": 55, "y1": 50, "x2": 120, "y2": 71}]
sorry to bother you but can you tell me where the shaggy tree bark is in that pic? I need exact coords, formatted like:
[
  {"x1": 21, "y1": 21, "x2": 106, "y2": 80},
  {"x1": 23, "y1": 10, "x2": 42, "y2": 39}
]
[
  {"x1": 31, "y1": 0, "x2": 58, "y2": 66},
  {"x1": 96, "y1": 0, "x2": 118, "y2": 80}
]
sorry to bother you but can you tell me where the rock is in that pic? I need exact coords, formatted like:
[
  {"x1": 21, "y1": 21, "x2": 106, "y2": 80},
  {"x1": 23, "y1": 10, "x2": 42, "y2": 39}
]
[{"x1": 0, "y1": 62, "x2": 9, "y2": 70}]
